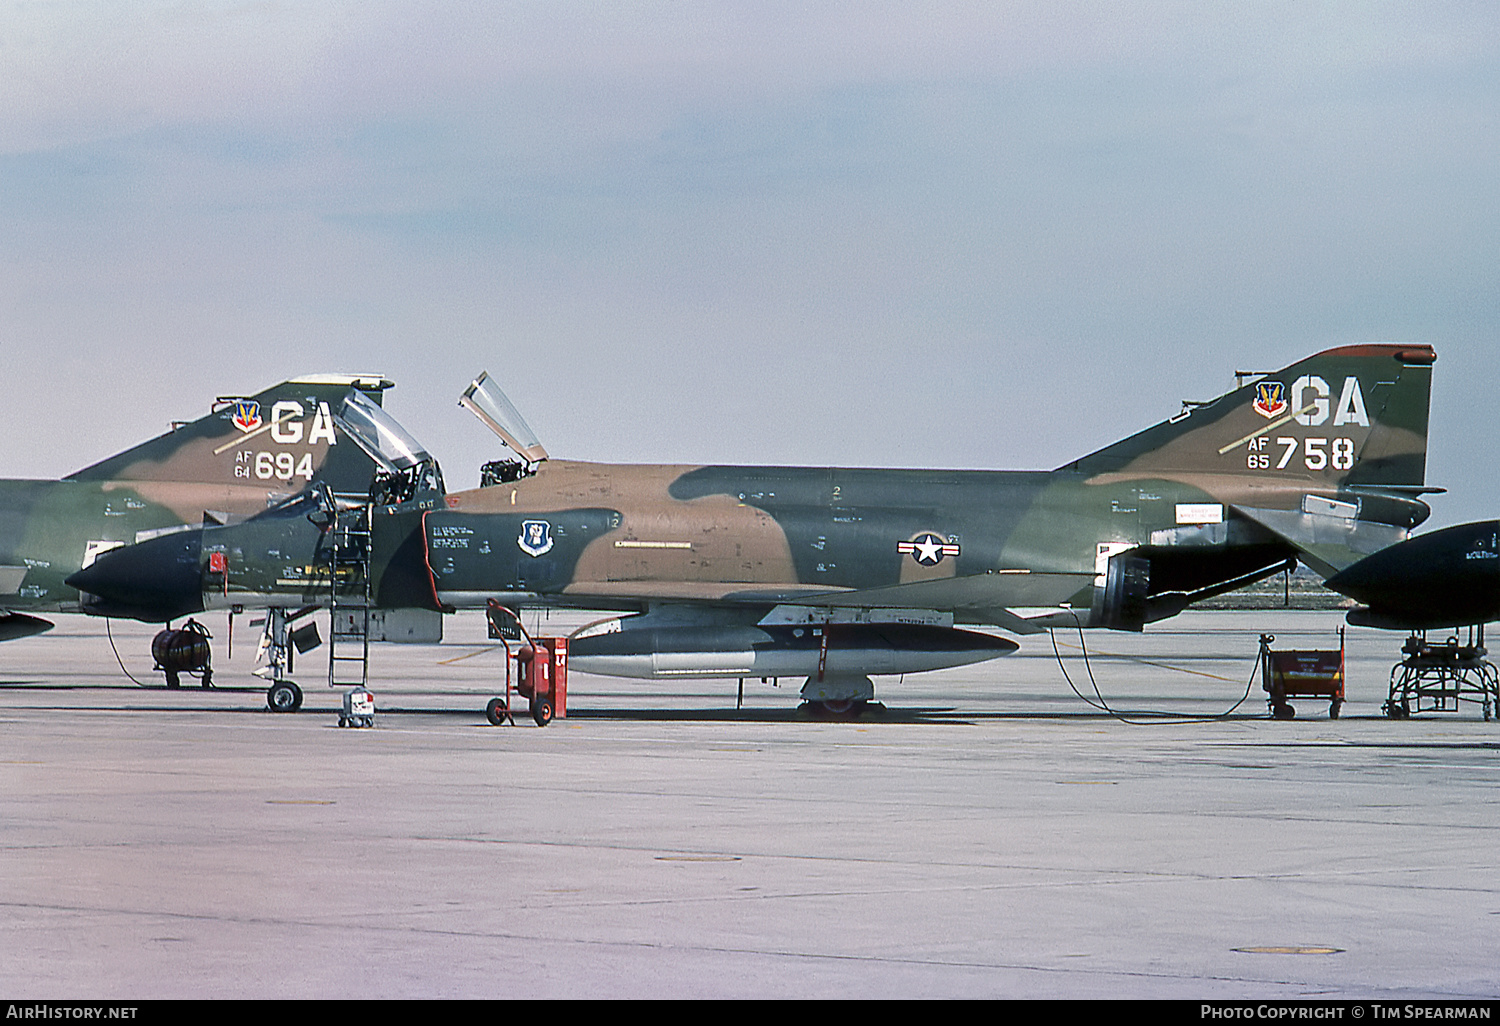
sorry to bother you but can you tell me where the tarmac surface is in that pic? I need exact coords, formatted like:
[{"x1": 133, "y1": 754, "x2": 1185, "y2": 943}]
[{"x1": 1, "y1": 609, "x2": 1497, "y2": 999}]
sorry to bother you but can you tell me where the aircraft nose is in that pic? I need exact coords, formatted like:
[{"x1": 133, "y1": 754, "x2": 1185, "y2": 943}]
[{"x1": 66, "y1": 529, "x2": 206, "y2": 622}]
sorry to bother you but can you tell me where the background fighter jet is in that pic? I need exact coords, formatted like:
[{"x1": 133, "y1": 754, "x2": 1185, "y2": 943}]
[
  {"x1": 71, "y1": 344, "x2": 1436, "y2": 714},
  {"x1": 0, "y1": 374, "x2": 394, "y2": 641},
  {"x1": 1326, "y1": 520, "x2": 1500, "y2": 631},
  {"x1": 66, "y1": 386, "x2": 447, "y2": 710}
]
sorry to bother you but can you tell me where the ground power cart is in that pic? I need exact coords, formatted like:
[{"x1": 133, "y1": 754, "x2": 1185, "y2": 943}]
[{"x1": 1259, "y1": 630, "x2": 1345, "y2": 720}]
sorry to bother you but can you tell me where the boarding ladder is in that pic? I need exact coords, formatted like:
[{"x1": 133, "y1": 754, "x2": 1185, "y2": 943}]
[{"x1": 327, "y1": 497, "x2": 374, "y2": 690}]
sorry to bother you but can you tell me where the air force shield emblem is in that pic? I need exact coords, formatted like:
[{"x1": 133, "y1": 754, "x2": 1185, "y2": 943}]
[
  {"x1": 232, "y1": 400, "x2": 263, "y2": 433},
  {"x1": 517, "y1": 520, "x2": 554, "y2": 558},
  {"x1": 1252, "y1": 381, "x2": 1288, "y2": 419}
]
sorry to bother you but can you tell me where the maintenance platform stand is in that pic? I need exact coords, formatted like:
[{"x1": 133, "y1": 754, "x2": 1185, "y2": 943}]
[{"x1": 1384, "y1": 627, "x2": 1499, "y2": 720}]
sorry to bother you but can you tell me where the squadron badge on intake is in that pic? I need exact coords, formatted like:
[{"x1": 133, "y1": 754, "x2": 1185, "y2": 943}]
[{"x1": 517, "y1": 520, "x2": 554, "y2": 558}]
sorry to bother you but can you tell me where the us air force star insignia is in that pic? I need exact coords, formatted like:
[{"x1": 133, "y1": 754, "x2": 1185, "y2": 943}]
[
  {"x1": 898, "y1": 533, "x2": 960, "y2": 566},
  {"x1": 517, "y1": 520, "x2": 554, "y2": 557}
]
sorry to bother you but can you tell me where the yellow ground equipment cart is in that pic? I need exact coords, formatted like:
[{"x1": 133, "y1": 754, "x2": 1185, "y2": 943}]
[{"x1": 1259, "y1": 630, "x2": 1345, "y2": 720}]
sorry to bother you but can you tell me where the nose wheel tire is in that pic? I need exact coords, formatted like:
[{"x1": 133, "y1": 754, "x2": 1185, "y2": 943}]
[{"x1": 267, "y1": 680, "x2": 303, "y2": 712}]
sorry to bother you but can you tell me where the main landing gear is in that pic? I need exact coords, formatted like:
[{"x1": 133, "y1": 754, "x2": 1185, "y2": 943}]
[
  {"x1": 796, "y1": 674, "x2": 886, "y2": 720},
  {"x1": 798, "y1": 697, "x2": 890, "y2": 720}
]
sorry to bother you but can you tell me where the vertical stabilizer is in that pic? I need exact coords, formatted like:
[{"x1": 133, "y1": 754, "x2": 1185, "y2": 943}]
[
  {"x1": 1063, "y1": 344, "x2": 1436, "y2": 576},
  {"x1": 66, "y1": 375, "x2": 397, "y2": 497},
  {"x1": 1063, "y1": 344, "x2": 1434, "y2": 490}
]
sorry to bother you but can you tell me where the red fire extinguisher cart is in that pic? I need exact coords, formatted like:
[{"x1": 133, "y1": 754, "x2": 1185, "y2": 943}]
[{"x1": 485, "y1": 600, "x2": 568, "y2": 727}]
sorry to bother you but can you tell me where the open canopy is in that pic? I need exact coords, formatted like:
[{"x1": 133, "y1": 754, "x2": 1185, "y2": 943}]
[
  {"x1": 335, "y1": 388, "x2": 434, "y2": 474},
  {"x1": 459, "y1": 371, "x2": 549, "y2": 465}
]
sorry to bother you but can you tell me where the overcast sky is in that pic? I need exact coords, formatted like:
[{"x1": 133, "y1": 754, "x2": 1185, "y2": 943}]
[{"x1": 2, "y1": 1, "x2": 1495, "y2": 528}]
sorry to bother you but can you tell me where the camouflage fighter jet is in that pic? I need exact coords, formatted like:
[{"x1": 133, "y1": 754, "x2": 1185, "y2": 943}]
[
  {"x1": 71, "y1": 344, "x2": 1436, "y2": 715},
  {"x1": 0, "y1": 374, "x2": 396, "y2": 652},
  {"x1": 1320, "y1": 519, "x2": 1498, "y2": 721}
]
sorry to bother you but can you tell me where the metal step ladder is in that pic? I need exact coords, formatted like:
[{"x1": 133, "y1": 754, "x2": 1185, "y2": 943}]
[{"x1": 327, "y1": 498, "x2": 373, "y2": 690}]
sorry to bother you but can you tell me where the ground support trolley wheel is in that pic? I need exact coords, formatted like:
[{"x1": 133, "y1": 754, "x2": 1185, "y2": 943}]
[
  {"x1": 531, "y1": 699, "x2": 554, "y2": 727},
  {"x1": 486, "y1": 697, "x2": 511, "y2": 726}
]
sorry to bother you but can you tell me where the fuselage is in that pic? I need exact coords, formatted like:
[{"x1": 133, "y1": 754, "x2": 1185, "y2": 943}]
[
  {"x1": 55, "y1": 344, "x2": 1440, "y2": 695},
  {"x1": 3, "y1": 375, "x2": 394, "y2": 622},
  {"x1": 1329, "y1": 520, "x2": 1500, "y2": 630},
  {"x1": 66, "y1": 453, "x2": 1422, "y2": 634},
  {"x1": 423, "y1": 458, "x2": 1301, "y2": 616},
  {"x1": 66, "y1": 342, "x2": 1440, "y2": 635}
]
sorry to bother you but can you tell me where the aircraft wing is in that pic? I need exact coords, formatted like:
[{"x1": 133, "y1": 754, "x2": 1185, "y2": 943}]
[
  {"x1": 0, "y1": 566, "x2": 27, "y2": 595},
  {"x1": 779, "y1": 571, "x2": 1094, "y2": 634},
  {"x1": 561, "y1": 570, "x2": 1093, "y2": 634},
  {"x1": 561, "y1": 580, "x2": 858, "y2": 604},
  {"x1": 779, "y1": 570, "x2": 1093, "y2": 613},
  {"x1": 0, "y1": 567, "x2": 53, "y2": 640}
]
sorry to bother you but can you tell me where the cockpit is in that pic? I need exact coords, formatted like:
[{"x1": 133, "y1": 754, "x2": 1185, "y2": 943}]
[
  {"x1": 334, "y1": 388, "x2": 445, "y2": 506},
  {"x1": 459, "y1": 371, "x2": 549, "y2": 486}
]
